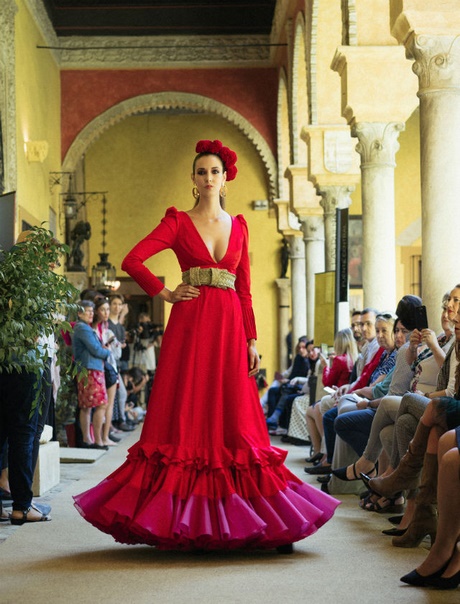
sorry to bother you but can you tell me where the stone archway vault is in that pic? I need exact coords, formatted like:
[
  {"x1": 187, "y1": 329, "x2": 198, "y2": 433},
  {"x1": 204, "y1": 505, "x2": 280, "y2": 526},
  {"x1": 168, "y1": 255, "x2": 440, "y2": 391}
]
[{"x1": 62, "y1": 92, "x2": 278, "y2": 199}]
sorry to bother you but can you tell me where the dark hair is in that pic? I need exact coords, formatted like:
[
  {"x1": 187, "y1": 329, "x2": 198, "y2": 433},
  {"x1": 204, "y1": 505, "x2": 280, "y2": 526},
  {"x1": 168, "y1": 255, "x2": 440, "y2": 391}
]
[
  {"x1": 192, "y1": 153, "x2": 226, "y2": 209},
  {"x1": 80, "y1": 288, "x2": 102, "y2": 302},
  {"x1": 193, "y1": 152, "x2": 225, "y2": 175},
  {"x1": 94, "y1": 295, "x2": 110, "y2": 310}
]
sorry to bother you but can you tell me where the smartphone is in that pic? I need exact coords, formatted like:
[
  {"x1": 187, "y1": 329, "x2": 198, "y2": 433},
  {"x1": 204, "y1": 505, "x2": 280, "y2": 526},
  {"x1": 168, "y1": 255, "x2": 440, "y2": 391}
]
[
  {"x1": 320, "y1": 343, "x2": 328, "y2": 357},
  {"x1": 414, "y1": 305, "x2": 428, "y2": 330}
]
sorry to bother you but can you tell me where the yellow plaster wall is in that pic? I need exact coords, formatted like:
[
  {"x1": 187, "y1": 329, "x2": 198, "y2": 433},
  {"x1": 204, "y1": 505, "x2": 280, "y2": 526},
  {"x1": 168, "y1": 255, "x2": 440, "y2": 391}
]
[
  {"x1": 394, "y1": 108, "x2": 422, "y2": 301},
  {"x1": 84, "y1": 113, "x2": 281, "y2": 379},
  {"x1": 355, "y1": 0, "x2": 398, "y2": 45},
  {"x1": 395, "y1": 109, "x2": 421, "y2": 241},
  {"x1": 15, "y1": 0, "x2": 62, "y2": 238}
]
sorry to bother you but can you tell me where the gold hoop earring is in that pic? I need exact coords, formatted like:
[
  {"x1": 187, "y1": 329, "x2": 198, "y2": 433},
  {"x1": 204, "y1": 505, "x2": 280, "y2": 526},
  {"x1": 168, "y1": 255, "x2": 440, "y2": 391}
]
[
  {"x1": 192, "y1": 186, "x2": 199, "y2": 200},
  {"x1": 220, "y1": 184, "x2": 227, "y2": 198}
]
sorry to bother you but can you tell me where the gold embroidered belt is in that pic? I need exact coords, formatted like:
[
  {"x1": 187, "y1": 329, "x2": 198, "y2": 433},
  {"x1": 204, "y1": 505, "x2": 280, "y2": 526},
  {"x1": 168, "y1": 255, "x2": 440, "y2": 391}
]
[{"x1": 182, "y1": 267, "x2": 236, "y2": 290}]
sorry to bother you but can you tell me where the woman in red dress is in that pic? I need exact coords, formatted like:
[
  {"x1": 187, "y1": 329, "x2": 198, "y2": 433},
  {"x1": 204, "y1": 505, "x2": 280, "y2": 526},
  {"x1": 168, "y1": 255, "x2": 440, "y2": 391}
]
[{"x1": 74, "y1": 139, "x2": 340, "y2": 552}]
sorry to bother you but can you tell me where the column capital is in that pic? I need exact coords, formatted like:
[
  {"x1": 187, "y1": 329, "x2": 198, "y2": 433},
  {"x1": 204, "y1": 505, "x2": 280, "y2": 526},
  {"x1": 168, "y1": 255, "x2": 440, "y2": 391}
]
[
  {"x1": 390, "y1": 2, "x2": 460, "y2": 94},
  {"x1": 301, "y1": 124, "x2": 360, "y2": 187},
  {"x1": 284, "y1": 164, "x2": 322, "y2": 217},
  {"x1": 298, "y1": 214, "x2": 325, "y2": 244},
  {"x1": 351, "y1": 122, "x2": 405, "y2": 168},
  {"x1": 318, "y1": 185, "x2": 354, "y2": 216},
  {"x1": 275, "y1": 278, "x2": 291, "y2": 292},
  {"x1": 407, "y1": 34, "x2": 460, "y2": 96}
]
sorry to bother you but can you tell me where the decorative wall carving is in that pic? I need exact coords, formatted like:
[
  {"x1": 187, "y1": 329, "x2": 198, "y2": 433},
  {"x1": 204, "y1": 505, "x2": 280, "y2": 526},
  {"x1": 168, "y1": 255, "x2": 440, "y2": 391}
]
[
  {"x1": 62, "y1": 92, "x2": 278, "y2": 199},
  {"x1": 324, "y1": 130, "x2": 355, "y2": 173},
  {"x1": 55, "y1": 35, "x2": 271, "y2": 68}
]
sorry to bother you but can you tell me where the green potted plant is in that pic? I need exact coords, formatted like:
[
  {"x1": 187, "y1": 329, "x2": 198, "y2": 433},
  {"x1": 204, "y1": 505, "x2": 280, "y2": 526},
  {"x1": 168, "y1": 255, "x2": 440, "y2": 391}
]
[{"x1": 0, "y1": 226, "x2": 79, "y2": 405}]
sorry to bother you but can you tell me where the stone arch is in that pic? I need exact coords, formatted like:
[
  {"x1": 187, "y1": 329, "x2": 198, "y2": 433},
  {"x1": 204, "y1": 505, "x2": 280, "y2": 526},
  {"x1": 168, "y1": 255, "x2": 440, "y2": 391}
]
[
  {"x1": 277, "y1": 68, "x2": 291, "y2": 200},
  {"x1": 62, "y1": 92, "x2": 278, "y2": 199},
  {"x1": 291, "y1": 13, "x2": 309, "y2": 165},
  {"x1": 304, "y1": 0, "x2": 320, "y2": 125}
]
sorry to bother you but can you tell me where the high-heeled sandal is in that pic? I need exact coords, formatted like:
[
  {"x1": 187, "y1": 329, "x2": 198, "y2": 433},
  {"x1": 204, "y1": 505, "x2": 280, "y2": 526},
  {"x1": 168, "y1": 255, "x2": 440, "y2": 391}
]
[
  {"x1": 305, "y1": 452, "x2": 323, "y2": 464},
  {"x1": 363, "y1": 495, "x2": 405, "y2": 514},
  {"x1": 333, "y1": 463, "x2": 376, "y2": 482},
  {"x1": 360, "y1": 472, "x2": 403, "y2": 501}
]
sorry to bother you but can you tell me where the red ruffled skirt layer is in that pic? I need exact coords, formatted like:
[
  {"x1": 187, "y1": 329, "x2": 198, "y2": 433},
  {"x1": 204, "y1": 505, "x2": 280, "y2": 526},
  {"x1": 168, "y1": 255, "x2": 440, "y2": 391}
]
[{"x1": 73, "y1": 441, "x2": 340, "y2": 551}]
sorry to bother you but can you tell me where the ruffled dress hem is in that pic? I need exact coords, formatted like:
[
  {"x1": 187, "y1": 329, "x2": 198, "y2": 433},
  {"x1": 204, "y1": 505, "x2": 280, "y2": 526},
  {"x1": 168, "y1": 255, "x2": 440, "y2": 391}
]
[{"x1": 73, "y1": 442, "x2": 339, "y2": 551}]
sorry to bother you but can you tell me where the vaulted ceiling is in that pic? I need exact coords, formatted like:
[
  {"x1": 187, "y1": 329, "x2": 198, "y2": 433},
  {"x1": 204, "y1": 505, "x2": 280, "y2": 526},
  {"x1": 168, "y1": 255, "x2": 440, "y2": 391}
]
[{"x1": 41, "y1": 0, "x2": 277, "y2": 37}]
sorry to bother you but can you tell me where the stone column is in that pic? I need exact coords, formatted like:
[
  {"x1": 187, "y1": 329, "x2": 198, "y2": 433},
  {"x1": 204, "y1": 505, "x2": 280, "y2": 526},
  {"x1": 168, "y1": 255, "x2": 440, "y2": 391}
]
[
  {"x1": 299, "y1": 215, "x2": 325, "y2": 338},
  {"x1": 288, "y1": 234, "x2": 307, "y2": 343},
  {"x1": 407, "y1": 34, "x2": 460, "y2": 328},
  {"x1": 318, "y1": 185, "x2": 354, "y2": 272},
  {"x1": 352, "y1": 122, "x2": 404, "y2": 311},
  {"x1": 275, "y1": 278, "x2": 291, "y2": 371}
]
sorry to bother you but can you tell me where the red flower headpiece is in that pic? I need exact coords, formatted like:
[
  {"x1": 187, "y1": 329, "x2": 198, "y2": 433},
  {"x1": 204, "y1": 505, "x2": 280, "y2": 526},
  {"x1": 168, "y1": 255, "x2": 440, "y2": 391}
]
[{"x1": 195, "y1": 139, "x2": 238, "y2": 181}]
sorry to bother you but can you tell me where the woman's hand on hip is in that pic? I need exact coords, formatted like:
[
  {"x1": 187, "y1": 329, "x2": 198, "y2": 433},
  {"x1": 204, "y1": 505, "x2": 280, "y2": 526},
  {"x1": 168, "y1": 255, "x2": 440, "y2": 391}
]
[{"x1": 159, "y1": 284, "x2": 200, "y2": 304}]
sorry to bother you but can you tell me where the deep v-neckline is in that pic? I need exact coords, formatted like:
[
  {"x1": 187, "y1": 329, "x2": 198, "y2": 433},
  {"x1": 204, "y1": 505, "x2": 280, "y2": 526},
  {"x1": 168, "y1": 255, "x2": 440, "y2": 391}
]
[{"x1": 183, "y1": 211, "x2": 233, "y2": 264}]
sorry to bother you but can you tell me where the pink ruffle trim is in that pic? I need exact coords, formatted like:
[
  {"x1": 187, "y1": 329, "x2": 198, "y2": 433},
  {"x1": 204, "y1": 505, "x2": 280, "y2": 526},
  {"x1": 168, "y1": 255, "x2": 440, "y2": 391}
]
[{"x1": 73, "y1": 443, "x2": 340, "y2": 551}]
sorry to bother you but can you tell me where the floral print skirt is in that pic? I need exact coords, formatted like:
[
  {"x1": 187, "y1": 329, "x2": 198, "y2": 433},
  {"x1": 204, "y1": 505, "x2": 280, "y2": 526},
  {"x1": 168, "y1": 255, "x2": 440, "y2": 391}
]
[{"x1": 77, "y1": 369, "x2": 107, "y2": 408}]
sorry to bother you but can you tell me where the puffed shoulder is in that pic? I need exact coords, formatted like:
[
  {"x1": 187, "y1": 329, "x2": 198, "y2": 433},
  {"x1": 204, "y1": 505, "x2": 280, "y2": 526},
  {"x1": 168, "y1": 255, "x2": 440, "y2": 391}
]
[
  {"x1": 159, "y1": 206, "x2": 180, "y2": 233},
  {"x1": 235, "y1": 214, "x2": 249, "y2": 235}
]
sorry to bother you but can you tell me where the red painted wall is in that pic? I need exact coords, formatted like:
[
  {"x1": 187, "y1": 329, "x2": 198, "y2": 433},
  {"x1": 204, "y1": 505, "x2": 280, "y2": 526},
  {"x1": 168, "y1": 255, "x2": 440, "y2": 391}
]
[{"x1": 61, "y1": 68, "x2": 278, "y2": 160}]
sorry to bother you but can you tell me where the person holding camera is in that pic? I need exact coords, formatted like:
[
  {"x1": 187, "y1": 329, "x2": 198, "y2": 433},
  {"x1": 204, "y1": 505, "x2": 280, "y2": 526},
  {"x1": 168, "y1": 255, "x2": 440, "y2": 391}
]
[{"x1": 130, "y1": 312, "x2": 158, "y2": 374}]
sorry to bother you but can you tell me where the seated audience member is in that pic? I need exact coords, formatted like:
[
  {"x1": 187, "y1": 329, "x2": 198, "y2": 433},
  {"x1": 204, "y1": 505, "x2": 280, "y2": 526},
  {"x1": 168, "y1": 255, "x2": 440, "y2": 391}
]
[
  {"x1": 305, "y1": 328, "x2": 358, "y2": 463},
  {"x1": 332, "y1": 293, "x2": 451, "y2": 485},
  {"x1": 363, "y1": 316, "x2": 460, "y2": 548},
  {"x1": 313, "y1": 313, "x2": 398, "y2": 494},
  {"x1": 332, "y1": 304, "x2": 420, "y2": 481},
  {"x1": 361, "y1": 288, "x2": 460, "y2": 537},
  {"x1": 265, "y1": 338, "x2": 310, "y2": 429},
  {"x1": 400, "y1": 427, "x2": 460, "y2": 590},
  {"x1": 306, "y1": 309, "x2": 395, "y2": 477}
]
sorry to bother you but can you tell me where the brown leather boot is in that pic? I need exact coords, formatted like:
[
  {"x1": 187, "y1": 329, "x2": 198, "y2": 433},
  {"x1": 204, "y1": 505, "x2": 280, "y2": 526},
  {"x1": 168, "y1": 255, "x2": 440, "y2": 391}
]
[
  {"x1": 392, "y1": 453, "x2": 438, "y2": 548},
  {"x1": 368, "y1": 423, "x2": 431, "y2": 498}
]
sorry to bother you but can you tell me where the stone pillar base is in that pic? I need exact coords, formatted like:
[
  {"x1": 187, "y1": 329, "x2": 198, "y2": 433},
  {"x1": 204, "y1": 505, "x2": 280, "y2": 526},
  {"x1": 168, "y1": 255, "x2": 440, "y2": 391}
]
[{"x1": 32, "y1": 441, "x2": 60, "y2": 497}]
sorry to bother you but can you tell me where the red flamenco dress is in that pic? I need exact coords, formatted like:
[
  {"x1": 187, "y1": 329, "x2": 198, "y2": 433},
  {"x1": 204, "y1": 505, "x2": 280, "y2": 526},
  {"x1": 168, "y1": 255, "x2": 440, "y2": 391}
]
[{"x1": 73, "y1": 207, "x2": 340, "y2": 550}]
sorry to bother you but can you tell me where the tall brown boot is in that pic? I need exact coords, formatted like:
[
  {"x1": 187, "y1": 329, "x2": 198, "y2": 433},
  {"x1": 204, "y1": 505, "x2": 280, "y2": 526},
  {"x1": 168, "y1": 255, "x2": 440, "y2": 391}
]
[
  {"x1": 392, "y1": 453, "x2": 438, "y2": 548},
  {"x1": 368, "y1": 423, "x2": 431, "y2": 498}
]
